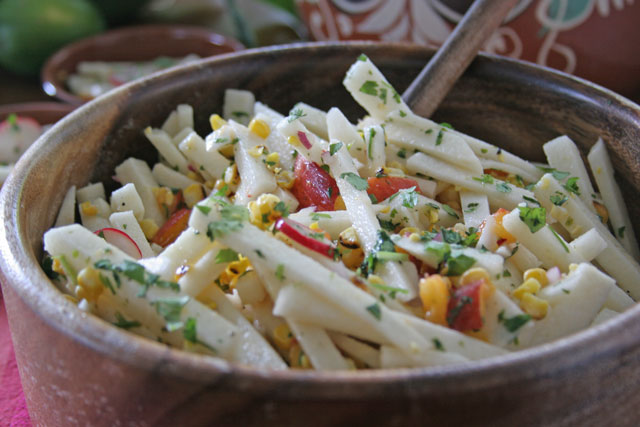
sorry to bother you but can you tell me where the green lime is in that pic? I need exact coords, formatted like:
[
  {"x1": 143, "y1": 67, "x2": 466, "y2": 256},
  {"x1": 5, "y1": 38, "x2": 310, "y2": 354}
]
[{"x1": 0, "y1": 0, "x2": 106, "y2": 75}]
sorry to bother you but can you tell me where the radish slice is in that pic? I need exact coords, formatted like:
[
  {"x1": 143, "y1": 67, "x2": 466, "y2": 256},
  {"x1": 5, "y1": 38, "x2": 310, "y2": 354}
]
[
  {"x1": 94, "y1": 228, "x2": 143, "y2": 259},
  {"x1": 297, "y1": 131, "x2": 312, "y2": 149},
  {"x1": 274, "y1": 217, "x2": 336, "y2": 258},
  {"x1": 0, "y1": 115, "x2": 42, "y2": 163}
]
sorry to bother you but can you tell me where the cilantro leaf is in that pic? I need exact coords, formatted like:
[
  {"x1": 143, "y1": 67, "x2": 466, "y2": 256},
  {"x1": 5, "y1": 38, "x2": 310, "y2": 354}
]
[
  {"x1": 564, "y1": 177, "x2": 581, "y2": 195},
  {"x1": 113, "y1": 312, "x2": 141, "y2": 330},
  {"x1": 496, "y1": 182, "x2": 512, "y2": 193},
  {"x1": 329, "y1": 141, "x2": 343, "y2": 156},
  {"x1": 498, "y1": 310, "x2": 532, "y2": 332},
  {"x1": 442, "y1": 204, "x2": 459, "y2": 219},
  {"x1": 550, "y1": 191, "x2": 568, "y2": 206},
  {"x1": 366, "y1": 303, "x2": 382, "y2": 320},
  {"x1": 537, "y1": 166, "x2": 570, "y2": 181},
  {"x1": 275, "y1": 264, "x2": 285, "y2": 281},
  {"x1": 519, "y1": 206, "x2": 546, "y2": 233},
  {"x1": 473, "y1": 174, "x2": 494, "y2": 184},
  {"x1": 340, "y1": 172, "x2": 369, "y2": 191},
  {"x1": 359, "y1": 80, "x2": 378, "y2": 96},
  {"x1": 446, "y1": 253, "x2": 476, "y2": 276},
  {"x1": 215, "y1": 248, "x2": 240, "y2": 264},
  {"x1": 288, "y1": 107, "x2": 306, "y2": 123}
]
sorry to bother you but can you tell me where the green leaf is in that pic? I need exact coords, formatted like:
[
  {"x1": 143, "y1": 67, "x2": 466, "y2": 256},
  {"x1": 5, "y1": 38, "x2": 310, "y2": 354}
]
[
  {"x1": 432, "y1": 338, "x2": 445, "y2": 351},
  {"x1": 519, "y1": 206, "x2": 546, "y2": 233},
  {"x1": 498, "y1": 310, "x2": 531, "y2": 332},
  {"x1": 215, "y1": 248, "x2": 240, "y2": 264},
  {"x1": 549, "y1": 227, "x2": 569, "y2": 253},
  {"x1": 564, "y1": 177, "x2": 581, "y2": 195},
  {"x1": 119, "y1": 260, "x2": 146, "y2": 284},
  {"x1": 366, "y1": 303, "x2": 382, "y2": 320},
  {"x1": 357, "y1": 53, "x2": 368, "y2": 61},
  {"x1": 442, "y1": 204, "x2": 459, "y2": 219},
  {"x1": 274, "y1": 201, "x2": 289, "y2": 217},
  {"x1": 183, "y1": 317, "x2": 198, "y2": 343},
  {"x1": 550, "y1": 191, "x2": 568, "y2": 206},
  {"x1": 196, "y1": 204, "x2": 211, "y2": 215},
  {"x1": 446, "y1": 253, "x2": 476, "y2": 276},
  {"x1": 435, "y1": 129, "x2": 444, "y2": 146},
  {"x1": 473, "y1": 174, "x2": 494, "y2": 184},
  {"x1": 496, "y1": 182, "x2": 512, "y2": 193},
  {"x1": 206, "y1": 205, "x2": 248, "y2": 241},
  {"x1": 425, "y1": 241, "x2": 451, "y2": 264},
  {"x1": 537, "y1": 166, "x2": 570, "y2": 181},
  {"x1": 398, "y1": 186, "x2": 418, "y2": 208},
  {"x1": 288, "y1": 107, "x2": 306, "y2": 123},
  {"x1": 311, "y1": 212, "x2": 331, "y2": 221},
  {"x1": 367, "y1": 128, "x2": 376, "y2": 160},
  {"x1": 275, "y1": 264, "x2": 285, "y2": 281},
  {"x1": 114, "y1": 312, "x2": 141, "y2": 330},
  {"x1": 153, "y1": 295, "x2": 190, "y2": 330},
  {"x1": 359, "y1": 80, "x2": 378, "y2": 96},
  {"x1": 522, "y1": 195, "x2": 540, "y2": 206},
  {"x1": 441, "y1": 229, "x2": 462, "y2": 244},
  {"x1": 368, "y1": 193, "x2": 378, "y2": 204},
  {"x1": 464, "y1": 202, "x2": 479, "y2": 213},
  {"x1": 618, "y1": 226, "x2": 626, "y2": 238},
  {"x1": 329, "y1": 141, "x2": 343, "y2": 156},
  {"x1": 340, "y1": 172, "x2": 369, "y2": 191}
]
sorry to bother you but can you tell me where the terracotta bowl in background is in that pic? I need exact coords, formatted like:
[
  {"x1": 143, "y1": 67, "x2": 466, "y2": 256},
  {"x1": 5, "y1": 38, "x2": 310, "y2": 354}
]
[
  {"x1": 41, "y1": 24, "x2": 244, "y2": 105},
  {"x1": 296, "y1": 0, "x2": 640, "y2": 101},
  {"x1": 2, "y1": 42, "x2": 640, "y2": 426}
]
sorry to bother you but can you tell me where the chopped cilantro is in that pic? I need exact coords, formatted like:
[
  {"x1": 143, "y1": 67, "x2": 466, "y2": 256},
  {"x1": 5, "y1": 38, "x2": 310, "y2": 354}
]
[
  {"x1": 311, "y1": 212, "x2": 331, "y2": 221},
  {"x1": 99, "y1": 273, "x2": 116, "y2": 294},
  {"x1": 440, "y1": 122, "x2": 453, "y2": 129},
  {"x1": 549, "y1": 227, "x2": 569, "y2": 253},
  {"x1": 275, "y1": 264, "x2": 285, "y2": 281},
  {"x1": 114, "y1": 312, "x2": 141, "y2": 330},
  {"x1": 368, "y1": 193, "x2": 378, "y2": 204},
  {"x1": 550, "y1": 191, "x2": 568, "y2": 206},
  {"x1": 215, "y1": 248, "x2": 240, "y2": 264},
  {"x1": 473, "y1": 174, "x2": 494, "y2": 184},
  {"x1": 357, "y1": 54, "x2": 368, "y2": 62},
  {"x1": 366, "y1": 303, "x2": 382, "y2": 320},
  {"x1": 496, "y1": 182, "x2": 512, "y2": 193},
  {"x1": 206, "y1": 205, "x2": 248, "y2": 241},
  {"x1": 518, "y1": 206, "x2": 546, "y2": 233},
  {"x1": 441, "y1": 229, "x2": 462, "y2": 244},
  {"x1": 537, "y1": 166, "x2": 570, "y2": 181},
  {"x1": 367, "y1": 128, "x2": 376, "y2": 160},
  {"x1": 563, "y1": 177, "x2": 581, "y2": 195},
  {"x1": 464, "y1": 202, "x2": 479, "y2": 213},
  {"x1": 231, "y1": 111, "x2": 249, "y2": 118},
  {"x1": 502, "y1": 269, "x2": 512, "y2": 278},
  {"x1": 274, "y1": 201, "x2": 289, "y2": 217},
  {"x1": 397, "y1": 148, "x2": 407, "y2": 159},
  {"x1": 340, "y1": 172, "x2": 369, "y2": 191},
  {"x1": 153, "y1": 295, "x2": 190, "y2": 331},
  {"x1": 498, "y1": 310, "x2": 531, "y2": 333},
  {"x1": 288, "y1": 107, "x2": 306, "y2": 123},
  {"x1": 522, "y1": 195, "x2": 540, "y2": 206},
  {"x1": 435, "y1": 129, "x2": 444, "y2": 146},
  {"x1": 446, "y1": 253, "x2": 476, "y2": 276},
  {"x1": 432, "y1": 338, "x2": 445, "y2": 351},
  {"x1": 329, "y1": 141, "x2": 343, "y2": 156},
  {"x1": 196, "y1": 204, "x2": 211, "y2": 215},
  {"x1": 359, "y1": 80, "x2": 379, "y2": 96},
  {"x1": 442, "y1": 204, "x2": 459, "y2": 219},
  {"x1": 618, "y1": 226, "x2": 626, "y2": 238}
]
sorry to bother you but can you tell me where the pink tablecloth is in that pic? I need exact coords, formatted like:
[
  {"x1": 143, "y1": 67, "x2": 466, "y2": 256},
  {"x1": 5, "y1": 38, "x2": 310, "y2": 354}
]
[{"x1": 0, "y1": 293, "x2": 31, "y2": 426}]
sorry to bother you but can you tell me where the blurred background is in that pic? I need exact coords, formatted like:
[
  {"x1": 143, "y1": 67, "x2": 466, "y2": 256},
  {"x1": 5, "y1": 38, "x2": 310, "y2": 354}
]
[{"x1": 1, "y1": 0, "x2": 639, "y2": 106}]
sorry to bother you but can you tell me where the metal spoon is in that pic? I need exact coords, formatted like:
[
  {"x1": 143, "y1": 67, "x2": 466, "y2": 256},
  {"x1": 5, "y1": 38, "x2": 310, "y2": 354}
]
[{"x1": 402, "y1": 0, "x2": 520, "y2": 117}]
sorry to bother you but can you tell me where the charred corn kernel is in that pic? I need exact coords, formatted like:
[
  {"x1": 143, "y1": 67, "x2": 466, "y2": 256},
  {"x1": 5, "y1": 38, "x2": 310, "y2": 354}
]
[
  {"x1": 76, "y1": 266, "x2": 104, "y2": 302},
  {"x1": 209, "y1": 114, "x2": 226, "y2": 130},
  {"x1": 338, "y1": 227, "x2": 364, "y2": 269},
  {"x1": 460, "y1": 268, "x2": 491, "y2": 287},
  {"x1": 80, "y1": 201, "x2": 98, "y2": 216},
  {"x1": 334, "y1": 195, "x2": 346, "y2": 210},
  {"x1": 224, "y1": 164, "x2": 239, "y2": 185},
  {"x1": 276, "y1": 169, "x2": 294, "y2": 189},
  {"x1": 523, "y1": 268, "x2": 548, "y2": 287},
  {"x1": 513, "y1": 278, "x2": 541, "y2": 299},
  {"x1": 249, "y1": 118, "x2": 270, "y2": 139},
  {"x1": 152, "y1": 187, "x2": 174, "y2": 207},
  {"x1": 520, "y1": 293, "x2": 549, "y2": 319},
  {"x1": 409, "y1": 233, "x2": 421, "y2": 242},
  {"x1": 217, "y1": 256, "x2": 252, "y2": 290},
  {"x1": 183, "y1": 184, "x2": 205, "y2": 208},
  {"x1": 419, "y1": 274, "x2": 451, "y2": 326},
  {"x1": 248, "y1": 194, "x2": 281, "y2": 229},
  {"x1": 381, "y1": 166, "x2": 405, "y2": 177},
  {"x1": 593, "y1": 201, "x2": 608, "y2": 224},
  {"x1": 273, "y1": 323, "x2": 294, "y2": 351},
  {"x1": 248, "y1": 144, "x2": 266, "y2": 158},
  {"x1": 287, "y1": 135, "x2": 301, "y2": 147},
  {"x1": 289, "y1": 344, "x2": 312, "y2": 369},
  {"x1": 338, "y1": 227, "x2": 360, "y2": 249},
  {"x1": 140, "y1": 219, "x2": 159, "y2": 239}
]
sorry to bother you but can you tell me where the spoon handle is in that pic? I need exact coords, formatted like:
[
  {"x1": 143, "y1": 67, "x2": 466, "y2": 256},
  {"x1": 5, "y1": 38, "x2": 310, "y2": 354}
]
[{"x1": 402, "y1": 0, "x2": 519, "y2": 117}]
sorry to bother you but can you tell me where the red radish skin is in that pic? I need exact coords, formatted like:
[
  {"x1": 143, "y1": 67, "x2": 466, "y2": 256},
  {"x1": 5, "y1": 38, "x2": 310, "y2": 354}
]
[
  {"x1": 274, "y1": 217, "x2": 335, "y2": 258},
  {"x1": 297, "y1": 131, "x2": 312, "y2": 149},
  {"x1": 95, "y1": 228, "x2": 142, "y2": 259}
]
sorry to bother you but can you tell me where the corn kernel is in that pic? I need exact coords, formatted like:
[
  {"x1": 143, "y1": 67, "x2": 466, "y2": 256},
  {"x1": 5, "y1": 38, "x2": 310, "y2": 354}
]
[
  {"x1": 424, "y1": 205, "x2": 440, "y2": 224},
  {"x1": 248, "y1": 194, "x2": 281, "y2": 229},
  {"x1": 218, "y1": 256, "x2": 252, "y2": 290},
  {"x1": 209, "y1": 114, "x2": 226, "y2": 131},
  {"x1": 249, "y1": 118, "x2": 270, "y2": 139},
  {"x1": 378, "y1": 205, "x2": 391, "y2": 214},
  {"x1": 287, "y1": 135, "x2": 301, "y2": 147},
  {"x1": 512, "y1": 278, "x2": 541, "y2": 299},
  {"x1": 419, "y1": 274, "x2": 450, "y2": 326},
  {"x1": 368, "y1": 274, "x2": 385, "y2": 286},
  {"x1": 523, "y1": 268, "x2": 548, "y2": 287},
  {"x1": 519, "y1": 293, "x2": 549, "y2": 319},
  {"x1": 186, "y1": 171, "x2": 204, "y2": 182},
  {"x1": 140, "y1": 219, "x2": 159, "y2": 239},
  {"x1": 248, "y1": 144, "x2": 266, "y2": 158},
  {"x1": 334, "y1": 195, "x2": 346, "y2": 210},
  {"x1": 80, "y1": 201, "x2": 98, "y2": 216},
  {"x1": 309, "y1": 222, "x2": 321, "y2": 231},
  {"x1": 266, "y1": 152, "x2": 280, "y2": 164},
  {"x1": 152, "y1": 187, "x2": 174, "y2": 206},
  {"x1": 459, "y1": 267, "x2": 491, "y2": 287},
  {"x1": 52, "y1": 258, "x2": 65, "y2": 276},
  {"x1": 273, "y1": 323, "x2": 294, "y2": 351},
  {"x1": 224, "y1": 164, "x2": 239, "y2": 185},
  {"x1": 76, "y1": 266, "x2": 104, "y2": 302},
  {"x1": 409, "y1": 233, "x2": 421, "y2": 242},
  {"x1": 183, "y1": 183, "x2": 205, "y2": 208},
  {"x1": 289, "y1": 344, "x2": 312, "y2": 369},
  {"x1": 569, "y1": 263, "x2": 578, "y2": 272}
]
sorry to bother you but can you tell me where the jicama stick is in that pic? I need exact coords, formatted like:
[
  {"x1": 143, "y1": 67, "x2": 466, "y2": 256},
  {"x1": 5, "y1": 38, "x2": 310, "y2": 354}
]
[
  {"x1": 460, "y1": 190, "x2": 490, "y2": 229},
  {"x1": 144, "y1": 127, "x2": 190, "y2": 175},
  {"x1": 287, "y1": 320, "x2": 350, "y2": 370},
  {"x1": 109, "y1": 183, "x2": 145, "y2": 221},
  {"x1": 152, "y1": 163, "x2": 201, "y2": 190},
  {"x1": 292, "y1": 102, "x2": 329, "y2": 141},
  {"x1": 326, "y1": 107, "x2": 367, "y2": 164},
  {"x1": 54, "y1": 185, "x2": 76, "y2": 227},
  {"x1": 109, "y1": 211, "x2": 155, "y2": 258},
  {"x1": 588, "y1": 138, "x2": 640, "y2": 258},
  {"x1": 115, "y1": 157, "x2": 166, "y2": 227},
  {"x1": 178, "y1": 131, "x2": 230, "y2": 181},
  {"x1": 534, "y1": 173, "x2": 640, "y2": 299},
  {"x1": 328, "y1": 332, "x2": 381, "y2": 369},
  {"x1": 223, "y1": 89, "x2": 254, "y2": 125}
]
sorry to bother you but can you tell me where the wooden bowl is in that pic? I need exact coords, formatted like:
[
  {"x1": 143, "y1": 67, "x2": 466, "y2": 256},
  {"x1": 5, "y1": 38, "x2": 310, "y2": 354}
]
[
  {"x1": 40, "y1": 24, "x2": 244, "y2": 105},
  {"x1": 2, "y1": 42, "x2": 640, "y2": 426}
]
